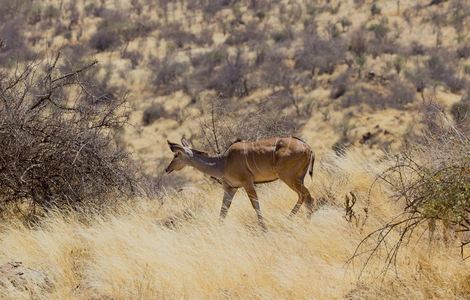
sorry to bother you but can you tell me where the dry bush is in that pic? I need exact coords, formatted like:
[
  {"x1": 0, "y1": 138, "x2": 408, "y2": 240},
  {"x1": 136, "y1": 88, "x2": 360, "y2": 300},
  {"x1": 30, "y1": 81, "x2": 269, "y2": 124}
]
[
  {"x1": 351, "y1": 106, "x2": 470, "y2": 274},
  {"x1": 405, "y1": 64, "x2": 428, "y2": 93},
  {"x1": 59, "y1": 44, "x2": 89, "y2": 67},
  {"x1": 271, "y1": 25, "x2": 294, "y2": 44},
  {"x1": 370, "y1": 3, "x2": 381, "y2": 15},
  {"x1": 160, "y1": 22, "x2": 210, "y2": 48},
  {"x1": 295, "y1": 33, "x2": 346, "y2": 75},
  {"x1": 188, "y1": 48, "x2": 226, "y2": 95},
  {"x1": 0, "y1": 54, "x2": 141, "y2": 217},
  {"x1": 122, "y1": 50, "x2": 143, "y2": 69},
  {"x1": 225, "y1": 21, "x2": 266, "y2": 46},
  {"x1": 451, "y1": 91, "x2": 470, "y2": 135},
  {"x1": 197, "y1": 0, "x2": 233, "y2": 17},
  {"x1": 142, "y1": 103, "x2": 167, "y2": 126},
  {"x1": 190, "y1": 48, "x2": 225, "y2": 71},
  {"x1": 409, "y1": 41, "x2": 427, "y2": 56},
  {"x1": 0, "y1": 18, "x2": 35, "y2": 66},
  {"x1": 340, "y1": 79, "x2": 414, "y2": 110},
  {"x1": 84, "y1": 2, "x2": 108, "y2": 17},
  {"x1": 457, "y1": 45, "x2": 470, "y2": 59},
  {"x1": 260, "y1": 49, "x2": 289, "y2": 89},
  {"x1": 89, "y1": 11, "x2": 154, "y2": 52},
  {"x1": 78, "y1": 65, "x2": 121, "y2": 105},
  {"x1": 330, "y1": 70, "x2": 350, "y2": 99},
  {"x1": 427, "y1": 50, "x2": 465, "y2": 92},
  {"x1": 340, "y1": 87, "x2": 384, "y2": 109},
  {"x1": 366, "y1": 18, "x2": 400, "y2": 57},
  {"x1": 207, "y1": 50, "x2": 250, "y2": 98},
  {"x1": 151, "y1": 56, "x2": 189, "y2": 95},
  {"x1": 386, "y1": 79, "x2": 416, "y2": 108},
  {"x1": 194, "y1": 96, "x2": 298, "y2": 154},
  {"x1": 349, "y1": 29, "x2": 368, "y2": 57},
  {"x1": 89, "y1": 29, "x2": 120, "y2": 52},
  {"x1": 0, "y1": 0, "x2": 44, "y2": 24}
]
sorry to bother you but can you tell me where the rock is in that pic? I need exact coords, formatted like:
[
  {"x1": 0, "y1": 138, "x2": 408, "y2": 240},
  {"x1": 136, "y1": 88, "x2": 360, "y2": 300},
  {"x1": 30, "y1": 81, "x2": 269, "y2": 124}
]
[{"x1": 0, "y1": 261, "x2": 52, "y2": 293}]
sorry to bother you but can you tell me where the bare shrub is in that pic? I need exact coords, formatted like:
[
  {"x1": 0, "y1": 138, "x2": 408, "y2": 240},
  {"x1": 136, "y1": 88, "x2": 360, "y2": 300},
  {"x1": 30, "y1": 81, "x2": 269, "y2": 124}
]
[
  {"x1": 340, "y1": 87, "x2": 385, "y2": 110},
  {"x1": 271, "y1": 25, "x2": 294, "y2": 44},
  {"x1": 349, "y1": 29, "x2": 368, "y2": 57},
  {"x1": 295, "y1": 33, "x2": 346, "y2": 75},
  {"x1": 0, "y1": 0, "x2": 29, "y2": 20},
  {"x1": 260, "y1": 50, "x2": 289, "y2": 89},
  {"x1": 160, "y1": 23, "x2": 198, "y2": 48},
  {"x1": 190, "y1": 48, "x2": 225, "y2": 71},
  {"x1": 444, "y1": 75, "x2": 466, "y2": 93},
  {"x1": 340, "y1": 79, "x2": 414, "y2": 110},
  {"x1": 42, "y1": 4, "x2": 60, "y2": 25},
  {"x1": 188, "y1": 48, "x2": 226, "y2": 95},
  {"x1": 330, "y1": 71, "x2": 350, "y2": 99},
  {"x1": 351, "y1": 108, "x2": 470, "y2": 273},
  {"x1": 457, "y1": 45, "x2": 470, "y2": 59},
  {"x1": 409, "y1": 41, "x2": 427, "y2": 55},
  {"x1": 225, "y1": 21, "x2": 266, "y2": 46},
  {"x1": 405, "y1": 65, "x2": 428, "y2": 93},
  {"x1": 142, "y1": 103, "x2": 167, "y2": 126},
  {"x1": 427, "y1": 51, "x2": 465, "y2": 92},
  {"x1": 354, "y1": 0, "x2": 366, "y2": 7},
  {"x1": 0, "y1": 54, "x2": 141, "y2": 216},
  {"x1": 77, "y1": 64, "x2": 121, "y2": 105},
  {"x1": 386, "y1": 79, "x2": 415, "y2": 109},
  {"x1": 339, "y1": 17, "x2": 352, "y2": 32},
  {"x1": 131, "y1": 0, "x2": 144, "y2": 15},
  {"x1": 27, "y1": 3, "x2": 42, "y2": 25},
  {"x1": 84, "y1": 2, "x2": 108, "y2": 17},
  {"x1": 89, "y1": 11, "x2": 154, "y2": 52},
  {"x1": 451, "y1": 92, "x2": 470, "y2": 134},
  {"x1": 150, "y1": 56, "x2": 188, "y2": 95},
  {"x1": 197, "y1": 0, "x2": 232, "y2": 17},
  {"x1": 0, "y1": 18, "x2": 35, "y2": 66},
  {"x1": 122, "y1": 50, "x2": 142, "y2": 69},
  {"x1": 89, "y1": 30, "x2": 120, "y2": 52},
  {"x1": 450, "y1": 101, "x2": 469, "y2": 124},
  {"x1": 195, "y1": 97, "x2": 298, "y2": 154},
  {"x1": 370, "y1": 3, "x2": 381, "y2": 15},
  {"x1": 366, "y1": 18, "x2": 399, "y2": 57},
  {"x1": 332, "y1": 114, "x2": 354, "y2": 155},
  {"x1": 207, "y1": 50, "x2": 250, "y2": 98}
]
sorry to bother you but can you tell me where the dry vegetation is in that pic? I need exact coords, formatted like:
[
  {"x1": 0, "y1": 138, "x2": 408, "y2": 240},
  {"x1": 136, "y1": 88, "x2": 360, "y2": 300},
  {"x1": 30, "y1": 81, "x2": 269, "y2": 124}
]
[{"x1": 0, "y1": 0, "x2": 470, "y2": 298}]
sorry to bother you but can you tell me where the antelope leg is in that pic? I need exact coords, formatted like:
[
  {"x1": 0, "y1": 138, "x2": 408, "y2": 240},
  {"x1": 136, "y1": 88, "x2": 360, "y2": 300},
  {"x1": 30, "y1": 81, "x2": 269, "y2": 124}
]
[
  {"x1": 220, "y1": 185, "x2": 237, "y2": 220},
  {"x1": 243, "y1": 183, "x2": 267, "y2": 231}
]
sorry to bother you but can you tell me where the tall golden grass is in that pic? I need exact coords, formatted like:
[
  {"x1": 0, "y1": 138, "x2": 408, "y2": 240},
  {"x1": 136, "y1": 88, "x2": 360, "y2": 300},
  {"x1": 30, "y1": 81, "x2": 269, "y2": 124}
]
[{"x1": 0, "y1": 150, "x2": 469, "y2": 299}]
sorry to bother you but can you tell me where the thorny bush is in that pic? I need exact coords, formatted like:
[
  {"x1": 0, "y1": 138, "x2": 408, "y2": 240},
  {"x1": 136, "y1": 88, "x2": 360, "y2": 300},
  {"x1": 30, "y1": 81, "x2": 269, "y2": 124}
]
[
  {"x1": 0, "y1": 54, "x2": 141, "y2": 217},
  {"x1": 350, "y1": 106, "x2": 470, "y2": 276}
]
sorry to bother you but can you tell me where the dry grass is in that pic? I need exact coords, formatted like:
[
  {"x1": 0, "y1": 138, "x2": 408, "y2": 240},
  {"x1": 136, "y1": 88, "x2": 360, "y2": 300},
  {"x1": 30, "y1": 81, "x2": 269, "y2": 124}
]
[{"x1": 0, "y1": 150, "x2": 468, "y2": 299}]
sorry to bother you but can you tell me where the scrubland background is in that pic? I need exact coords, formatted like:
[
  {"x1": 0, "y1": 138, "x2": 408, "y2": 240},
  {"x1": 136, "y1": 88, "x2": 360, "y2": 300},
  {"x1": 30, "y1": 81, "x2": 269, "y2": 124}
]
[{"x1": 0, "y1": 0, "x2": 470, "y2": 299}]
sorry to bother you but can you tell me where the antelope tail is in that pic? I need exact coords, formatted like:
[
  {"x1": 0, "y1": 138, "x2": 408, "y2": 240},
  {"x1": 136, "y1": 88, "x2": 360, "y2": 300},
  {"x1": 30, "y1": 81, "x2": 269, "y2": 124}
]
[{"x1": 308, "y1": 151, "x2": 315, "y2": 178}]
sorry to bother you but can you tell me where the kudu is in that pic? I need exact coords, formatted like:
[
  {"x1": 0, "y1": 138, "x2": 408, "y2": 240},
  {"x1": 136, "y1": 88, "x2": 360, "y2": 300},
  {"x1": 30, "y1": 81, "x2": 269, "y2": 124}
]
[{"x1": 165, "y1": 137, "x2": 316, "y2": 230}]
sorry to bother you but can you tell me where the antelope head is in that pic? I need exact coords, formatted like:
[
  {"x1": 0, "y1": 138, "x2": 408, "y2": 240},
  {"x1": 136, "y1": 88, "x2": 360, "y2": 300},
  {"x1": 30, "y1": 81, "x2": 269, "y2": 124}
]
[{"x1": 165, "y1": 138, "x2": 194, "y2": 174}]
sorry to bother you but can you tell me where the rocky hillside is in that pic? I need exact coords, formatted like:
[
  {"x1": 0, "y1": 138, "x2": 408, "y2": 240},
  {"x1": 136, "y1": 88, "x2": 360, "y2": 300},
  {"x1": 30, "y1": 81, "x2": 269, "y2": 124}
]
[{"x1": 1, "y1": 0, "x2": 469, "y2": 174}]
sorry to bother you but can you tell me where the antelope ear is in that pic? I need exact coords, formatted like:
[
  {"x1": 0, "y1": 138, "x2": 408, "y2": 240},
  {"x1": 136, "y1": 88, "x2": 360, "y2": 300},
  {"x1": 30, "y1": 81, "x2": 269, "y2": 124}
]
[
  {"x1": 167, "y1": 140, "x2": 182, "y2": 153},
  {"x1": 181, "y1": 137, "x2": 192, "y2": 148}
]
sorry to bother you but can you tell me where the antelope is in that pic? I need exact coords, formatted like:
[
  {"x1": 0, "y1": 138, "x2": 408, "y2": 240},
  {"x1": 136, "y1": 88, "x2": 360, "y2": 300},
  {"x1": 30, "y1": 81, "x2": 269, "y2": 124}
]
[{"x1": 165, "y1": 137, "x2": 316, "y2": 230}]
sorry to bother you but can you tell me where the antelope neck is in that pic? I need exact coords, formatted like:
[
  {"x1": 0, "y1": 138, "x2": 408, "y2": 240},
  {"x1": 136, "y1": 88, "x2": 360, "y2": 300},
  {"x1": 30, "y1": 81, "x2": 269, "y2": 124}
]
[{"x1": 189, "y1": 151, "x2": 225, "y2": 178}]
